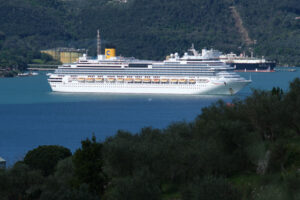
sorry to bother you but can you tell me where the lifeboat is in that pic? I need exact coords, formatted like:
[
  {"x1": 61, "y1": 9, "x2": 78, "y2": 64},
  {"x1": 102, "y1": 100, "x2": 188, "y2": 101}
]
[
  {"x1": 153, "y1": 79, "x2": 160, "y2": 83},
  {"x1": 171, "y1": 79, "x2": 178, "y2": 83},
  {"x1": 179, "y1": 79, "x2": 187, "y2": 83},
  {"x1": 107, "y1": 78, "x2": 115, "y2": 82},
  {"x1": 95, "y1": 78, "x2": 103, "y2": 82},
  {"x1": 161, "y1": 79, "x2": 169, "y2": 83},
  {"x1": 125, "y1": 78, "x2": 133, "y2": 83},
  {"x1": 198, "y1": 79, "x2": 209, "y2": 83},
  {"x1": 134, "y1": 78, "x2": 142, "y2": 83},
  {"x1": 189, "y1": 79, "x2": 196, "y2": 84},
  {"x1": 143, "y1": 78, "x2": 151, "y2": 83},
  {"x1": 117, "y1": 78, "x2": 124, "y2": 82},
  {"x1": 86, "y1": 78, "x2": 95, "y2": 82},
  {"x1": 77, "y1": 78, "x2": 85, "y2": 82}
]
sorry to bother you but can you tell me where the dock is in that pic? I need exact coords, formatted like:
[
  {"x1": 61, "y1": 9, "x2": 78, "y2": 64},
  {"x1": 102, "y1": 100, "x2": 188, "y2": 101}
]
[{"x1": 28, "y1": 64, "x2": 58, "y2": 71}]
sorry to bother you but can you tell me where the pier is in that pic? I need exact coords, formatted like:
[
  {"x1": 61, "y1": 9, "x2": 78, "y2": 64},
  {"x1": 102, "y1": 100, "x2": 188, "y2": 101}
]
[
  {"x1": 274, "y1": 67, "x2": 297, "y2": 72},
  {"x1": 28, "y1": 64, "x2": 58, "y2": 71}
]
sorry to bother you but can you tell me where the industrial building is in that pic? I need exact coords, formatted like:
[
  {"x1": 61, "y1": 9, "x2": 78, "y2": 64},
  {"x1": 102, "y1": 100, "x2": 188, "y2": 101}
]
[{"x1": 41, "y1": 48, "x2": 86, "y2": 64}]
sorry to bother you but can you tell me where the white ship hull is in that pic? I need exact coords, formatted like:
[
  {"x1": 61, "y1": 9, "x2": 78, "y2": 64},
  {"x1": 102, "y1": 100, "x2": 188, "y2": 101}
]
[{"x1": 49, "y1": 81, "x2": 250, "y2": 95}]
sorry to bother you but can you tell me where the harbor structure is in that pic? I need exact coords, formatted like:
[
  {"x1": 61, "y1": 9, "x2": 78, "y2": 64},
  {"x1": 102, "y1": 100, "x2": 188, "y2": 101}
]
[
  {"x1": 0, "y1": 157, "x2": 6, "y2": 169},
  {"x1": 41, "y1": 48, "x2": 86, "y2": 64}
]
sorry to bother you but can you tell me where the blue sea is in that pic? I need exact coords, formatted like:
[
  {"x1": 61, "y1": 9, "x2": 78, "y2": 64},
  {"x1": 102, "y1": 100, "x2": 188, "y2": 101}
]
[{"x1": 0, "y1": 69, "x2": 299, "y2": 165}]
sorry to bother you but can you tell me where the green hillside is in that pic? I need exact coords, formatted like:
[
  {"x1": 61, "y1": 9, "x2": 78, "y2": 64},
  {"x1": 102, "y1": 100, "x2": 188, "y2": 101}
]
[
  {"x1": 235, "y1": 0, "x2": 300, "y2": 66},
  {"x1": 0, "y1": 0, "x2": 299, "y2": 72}
]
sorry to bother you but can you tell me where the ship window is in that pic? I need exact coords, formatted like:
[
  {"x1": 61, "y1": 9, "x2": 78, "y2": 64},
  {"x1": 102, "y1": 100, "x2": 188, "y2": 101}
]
[{"x1": 128, "y1": 64, "x2": 148, "y2": 68}]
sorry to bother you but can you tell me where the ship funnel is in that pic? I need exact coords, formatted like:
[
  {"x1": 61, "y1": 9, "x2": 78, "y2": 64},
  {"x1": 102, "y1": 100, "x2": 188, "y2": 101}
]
[{"x1": 105, "y1": 48, "x2": 116, "y2": 59}]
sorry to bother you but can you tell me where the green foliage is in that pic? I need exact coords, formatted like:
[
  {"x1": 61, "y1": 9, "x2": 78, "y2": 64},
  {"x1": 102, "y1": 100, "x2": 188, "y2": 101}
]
[
  {"x1": 284, "y1": 78, "x2": 300, "y2": 134},
  {"x1": 104, "y1": 168, "x2": 161, "y2": 200},
  {"x1": 24, "y1": 145, "x2": 72, "y2": 176},
  {"x1": 72, "y1": 135, "x2": 107, "y2": 196},
  {"x1": 241, "y1": 89, "x2": 286, "y2": 141},
  {"x1": 182, "y1": 176, "x2": 240, "y2": 200},
  {"x1": 0, "y1": 162, "x2": 44, "y2": 200},
  {"x1": 194, "y1": 100, "x2": 258, "y2": 174},
  {"x1": 268, "y1": 139, "x2": 300, "y2": 173},
  {"x1": 39, "y1": 157, "x2": 99, "y2": 200}
]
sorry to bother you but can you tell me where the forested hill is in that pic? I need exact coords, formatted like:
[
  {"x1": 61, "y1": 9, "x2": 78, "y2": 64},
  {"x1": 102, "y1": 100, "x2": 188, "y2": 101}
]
[{"x1": 0, "y1": 0, "x2": 299, "y2": 71}]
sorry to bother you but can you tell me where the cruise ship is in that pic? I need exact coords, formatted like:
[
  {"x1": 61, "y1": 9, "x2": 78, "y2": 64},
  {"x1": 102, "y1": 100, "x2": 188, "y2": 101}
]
[{"x1": 48, "y1": 36, "x2": 251, "y2": 95}]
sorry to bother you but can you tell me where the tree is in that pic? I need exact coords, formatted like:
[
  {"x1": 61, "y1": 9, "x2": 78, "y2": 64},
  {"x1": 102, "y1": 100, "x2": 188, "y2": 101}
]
[
  {"x1": 72, "y1": 135, "x2": 107, "y2": 196},
  {"x1": 284, "y1": 78, "x2": 300, "y2": 135},
  {"x1": 24, "y1": 145, "x2": 72, "y2": 176},
  {"x1": 0, "y1": 162, "x2": 44, "y2": 200},
  {"x1": 40, "y1": 157, "x2": 99, "y2": 200}
]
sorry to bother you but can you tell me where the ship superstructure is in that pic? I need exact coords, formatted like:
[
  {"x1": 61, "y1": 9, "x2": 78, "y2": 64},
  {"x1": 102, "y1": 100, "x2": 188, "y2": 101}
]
[{"x1": 48, "y1": 36, "x2": 251, "y2": 95}]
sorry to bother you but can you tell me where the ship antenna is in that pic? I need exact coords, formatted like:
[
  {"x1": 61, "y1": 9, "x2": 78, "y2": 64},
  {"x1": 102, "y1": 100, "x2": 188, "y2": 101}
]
[{"x1": 97, "y1": 29, "x2": 101, "y2": 56}]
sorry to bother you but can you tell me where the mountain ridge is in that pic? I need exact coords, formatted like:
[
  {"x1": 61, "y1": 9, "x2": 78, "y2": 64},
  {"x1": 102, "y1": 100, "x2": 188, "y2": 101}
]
[{"x1": 0, "y1": 0, "x2": 299, "y2": 71}]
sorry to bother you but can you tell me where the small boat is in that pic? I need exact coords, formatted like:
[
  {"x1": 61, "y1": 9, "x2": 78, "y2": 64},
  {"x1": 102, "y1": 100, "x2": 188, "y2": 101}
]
[
  {"x1": 31, "y1": 72, "x2": 38, "y2": 76},
  {"x1": 18, "y1": 72, "x2": 30, "y2": 76},
  {"x1": 153, "y1": 79, "x2": 160, "y2": 83},
  {"x1": 198, "y1": 79, "x2": 209, "y2": 83},
  {"x1": 18, "y1": 72, "x2": 39, "y2": 76},
  {"x1": 117, "y1": 78, "x2": 124, "y2": 82},
  {"x1": 171, "y1": 79, "x2": 178, "y2": 83},
  {"x1": 161, "y1": 79, "x2": 169, "y2": 83}
]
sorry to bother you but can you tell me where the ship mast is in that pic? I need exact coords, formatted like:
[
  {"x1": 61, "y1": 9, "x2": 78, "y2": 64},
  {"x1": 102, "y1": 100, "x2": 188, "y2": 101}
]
[{"x1": 97, "y1": 29, "x2": 101, "y2": 56}]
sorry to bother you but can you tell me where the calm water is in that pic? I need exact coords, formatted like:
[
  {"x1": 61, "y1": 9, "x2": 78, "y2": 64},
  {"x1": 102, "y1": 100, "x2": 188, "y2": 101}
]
[{"x1": 0, "y1": 70, "x2": 299, "y2": 165}]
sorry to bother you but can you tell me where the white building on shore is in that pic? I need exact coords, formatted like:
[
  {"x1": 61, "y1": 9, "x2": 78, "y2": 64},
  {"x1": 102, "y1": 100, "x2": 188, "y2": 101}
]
[{"x1": 0, "y1": 157, "x2": 6, "y2": 169}]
